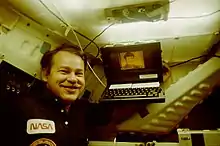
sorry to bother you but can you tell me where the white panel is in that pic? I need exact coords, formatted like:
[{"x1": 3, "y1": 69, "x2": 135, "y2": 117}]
[
  {"x1": 0, "y1": 27, "x2": 43, "y2": 78},
  {"x1": 8, "y1": 0, "x2": 65, "y2": 31},
  {"x1": 161, "y1": 35, "x2": 215, "y2": 62},
  {"x1": 0, "y1": 12, "x2": 64, "y2": 79},
  {"x1": 7, "y1": 0, "x2": 220, "y2": 42},
  {"x1": 166, "y1": 35, "x2": 214, "y2": 62}
]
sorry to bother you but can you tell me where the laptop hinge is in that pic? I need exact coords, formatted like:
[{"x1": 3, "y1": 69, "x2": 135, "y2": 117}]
[{"x1": 109, "y1": 82, "x2": 160, "y2": 89}]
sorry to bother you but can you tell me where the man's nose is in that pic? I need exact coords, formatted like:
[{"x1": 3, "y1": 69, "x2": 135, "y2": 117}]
[{"x1": 67, "y1": 73, "x2": 77, "y2": 83}]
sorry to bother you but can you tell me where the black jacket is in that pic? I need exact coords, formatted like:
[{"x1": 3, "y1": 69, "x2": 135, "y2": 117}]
[{"x1": 1, "y1": 86, "x2": 111, "y2": 146}]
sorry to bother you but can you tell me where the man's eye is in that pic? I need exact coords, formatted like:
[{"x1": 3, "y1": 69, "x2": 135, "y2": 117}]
[
  {"x1": 59, "y1": 70, "x2": 69, "y2": 74},
  {"x1": 76, "y1": 72, "x2": 84, "y2": 76}
]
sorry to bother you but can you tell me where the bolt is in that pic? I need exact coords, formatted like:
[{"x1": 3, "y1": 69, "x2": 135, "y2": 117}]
[
  {"x1": 6, "y1": 85, "x2": 10, "y2": 90},
  {"x1": 0, "y1": 54, "x2": 4, "y2": 59},
  {"x1": 138, "y1": 8, "x2": 146, "y2": 13},
  {"x1": 16, "y1": 89, "x2": 20, "y2": 94},
  {"x1": 106, "y1": 17, "x2": 115, "y2": 21},
  {"x1": 12, "y1": 87, "x2": 15, "y2": 92}
]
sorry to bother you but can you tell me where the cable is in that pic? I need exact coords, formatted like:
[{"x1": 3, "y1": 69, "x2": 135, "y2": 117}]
[
  {"x1": 83, "y1": 22, "x2": 115, "y2": 57},
  {"x1": 168, "y1": 45, "x2": 176, "y2": 82},
  {"x1": 72, "y1": 28, "x2": 106, "y2": 87},
  {"x1": 169, "y1": 54, "x2": 220, "y2": 68},
  {"x1": 38, "y1": 0, "x2": 110, "y2": 58},
  {"x1": 38, "y1": 0, "x2": 106, "y2": 88},
  {"x1": 39, "y1": 0, "x2": 68, "y2": 26},
  {"x1": 144, "y1": 8, "x2": 220, "y2": 21},
  {"x1": 138, "y1": 0, "x2": 220, "y2": 21},
  {"x1": 144, "y1": 0, "x2": 177, "y2": 17},
  {"x1": 126, "y1": 9, "x2": 220, "y2": 23},
  {"x1": 38, "y1": 0, "x2": 100, "y2": 53},
  {"x1": 74, "y1": 30, "x2": 100, "y2": 51},
  {"x1": 140, "y1": 0, "x2": 177, "y2": 19},
  {"x1": 162, "y1": 61, "x2": 171, "y2": 82},
  {"x1": 170, "y1": 55, "x2": 207, "y2": 67},
  {"x1": 168, "y1": 9, "x2": 220, "y2": 19}
]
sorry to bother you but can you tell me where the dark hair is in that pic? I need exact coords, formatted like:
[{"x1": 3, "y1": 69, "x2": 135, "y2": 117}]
[
  {"x1": 124, "y1": 52, "x2": 134, "y2": 59},
  {"x1": 40, "y1": 44, "x2": 87, "y2": 73}
]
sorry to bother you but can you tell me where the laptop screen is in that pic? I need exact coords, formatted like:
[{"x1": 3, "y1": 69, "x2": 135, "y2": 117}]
[{"x1": 101, "y1": 42, "x2": 163, "y2": 84}]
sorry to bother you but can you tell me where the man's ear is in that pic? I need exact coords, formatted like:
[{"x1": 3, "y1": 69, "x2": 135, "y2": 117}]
[{"x1": 41, "y1": 68, "x2": 49, "y2": 82}]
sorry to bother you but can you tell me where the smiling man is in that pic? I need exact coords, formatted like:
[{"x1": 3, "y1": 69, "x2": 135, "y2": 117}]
[{"x1": 1, "y1": 44, "x2": 94, "y2": 146}]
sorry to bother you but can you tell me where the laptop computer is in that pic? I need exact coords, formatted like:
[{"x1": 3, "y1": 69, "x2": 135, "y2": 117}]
[{"x1": 99, "y1": 42, "x2": 165, "y2": 102}]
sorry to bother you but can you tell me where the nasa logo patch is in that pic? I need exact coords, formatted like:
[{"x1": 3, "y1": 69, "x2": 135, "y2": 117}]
[
  {"x1": 30, "y1": 138, "x2": 56, "y2": 146},
  {"x1": 27, "y1": 119, "x2": 56, "y2": 134}
]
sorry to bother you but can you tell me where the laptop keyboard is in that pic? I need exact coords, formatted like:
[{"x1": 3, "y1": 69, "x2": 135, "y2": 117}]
[
  {"x1": 103, "y1": 87, "x2": 163, "y2": 99},
  {"x1": 100, "y1": 82, "x2": 165, "y2": 102},
  {"x1": 108, "y1": 87, "x2": 162, "y2": 97}
]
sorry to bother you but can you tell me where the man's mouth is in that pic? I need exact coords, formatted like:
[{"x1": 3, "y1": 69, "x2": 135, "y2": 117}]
[
  {"x1": 60, "y1": 85, "x2": 81, "y2": 93},
  {"x1": 64, "y1": 88, "x2": 77, "y2": 93}
]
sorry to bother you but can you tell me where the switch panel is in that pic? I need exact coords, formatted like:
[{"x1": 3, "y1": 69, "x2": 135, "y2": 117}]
[
  {"x1": 104, "y1": 0, "x2": 169, "y2": 23},
  {"x1": 0, "y1": 61, "x2": 39, "y2": 98}
]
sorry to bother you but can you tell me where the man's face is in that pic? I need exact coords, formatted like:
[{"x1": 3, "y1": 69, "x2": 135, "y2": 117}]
[{"x1": 43, "y1": 51, "x2": 85, "y2": 103}]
